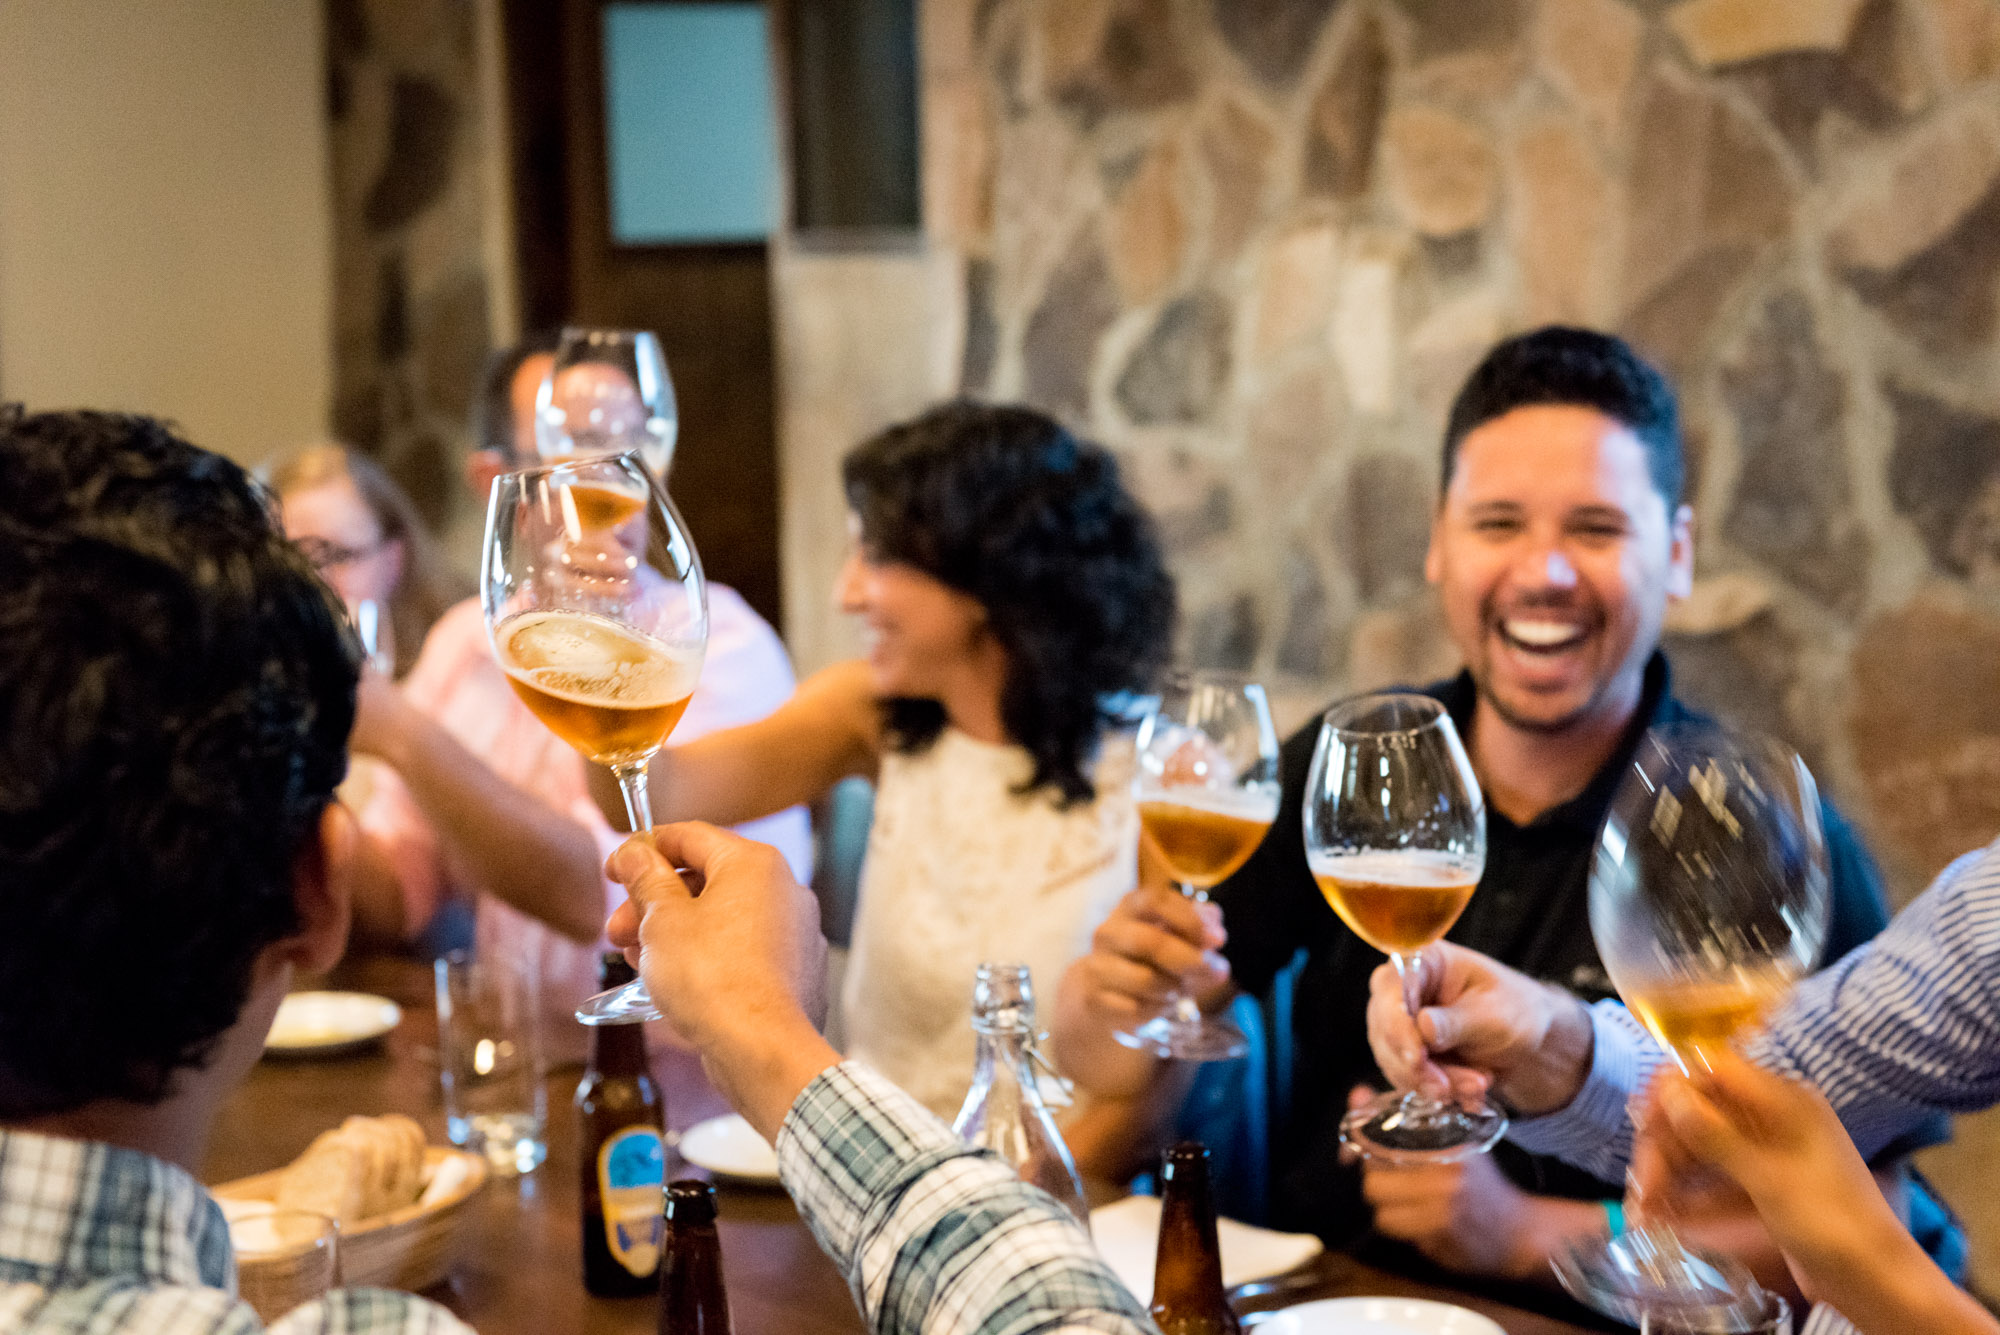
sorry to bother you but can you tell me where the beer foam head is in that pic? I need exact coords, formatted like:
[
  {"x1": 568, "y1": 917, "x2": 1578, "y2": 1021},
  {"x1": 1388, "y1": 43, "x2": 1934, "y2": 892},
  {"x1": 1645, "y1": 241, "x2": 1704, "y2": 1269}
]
[
  {"x1": 1306, "y1": 847, "x2": 1482, "y2": 886},
  {"x1": 1138, "y1": 785, "x2": 1281, "y2": 824},
  {"x1": 500, "y1": 610, "x2": 699, "y2": 707}
]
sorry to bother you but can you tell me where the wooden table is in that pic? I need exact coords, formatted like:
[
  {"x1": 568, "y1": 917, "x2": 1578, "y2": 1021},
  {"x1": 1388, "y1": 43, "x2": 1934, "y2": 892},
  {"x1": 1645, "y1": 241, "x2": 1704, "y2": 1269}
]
[{"x1": 206, "y1": 958, "x2": 1608, "y2": 1335}]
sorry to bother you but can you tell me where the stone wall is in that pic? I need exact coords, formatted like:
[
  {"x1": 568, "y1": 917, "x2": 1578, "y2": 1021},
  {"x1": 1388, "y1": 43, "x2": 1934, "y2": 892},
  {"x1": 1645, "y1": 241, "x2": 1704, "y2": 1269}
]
[
  {"x1": 911, "y1": 0, "x2": 2000, "y2": 1280},
  {"x1": 325, "y1": 0, "x2": 504, "y2": 553},
  {"x1": 922, "y1": 0, "x2": 2000, "y2": 903}
]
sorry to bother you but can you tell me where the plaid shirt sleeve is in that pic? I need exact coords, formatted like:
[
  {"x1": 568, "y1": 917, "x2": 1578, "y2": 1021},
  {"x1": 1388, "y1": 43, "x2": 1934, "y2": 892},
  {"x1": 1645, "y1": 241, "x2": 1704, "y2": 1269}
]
[
  {"x1": 776, "y1": 1062, "x2": 1157, "y2": 1335},
  {"x1": 264, "y1": 1290, "x2": 477, "y2": 1335},
  {"x1": 1798, "y1": 1305, "x2": 1858, "y2": 1335}
]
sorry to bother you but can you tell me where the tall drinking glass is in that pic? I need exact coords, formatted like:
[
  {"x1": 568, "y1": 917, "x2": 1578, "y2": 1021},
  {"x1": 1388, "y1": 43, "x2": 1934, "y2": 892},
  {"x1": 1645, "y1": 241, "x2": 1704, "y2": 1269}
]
[
  {"x1": 1303, "y1": 693, "x2": 1499, "y2": 1162},
  {"x1": 1115, "y1": 670, "x2": 1281, "y2": 1062},
  {"x1": 1552, "y1": 722, "x2": 1830, "y2": 1330},
  {"x1": 482, "y1": 450, "x2": 707, "y2": 1025},
  {"x1": 535, "y1": 327, "x2": 678, "y2": 478}
]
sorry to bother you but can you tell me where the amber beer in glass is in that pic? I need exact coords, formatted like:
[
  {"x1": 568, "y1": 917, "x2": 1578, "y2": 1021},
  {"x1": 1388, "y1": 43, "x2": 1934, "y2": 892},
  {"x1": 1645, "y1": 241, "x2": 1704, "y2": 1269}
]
[
  {"x1": 1308, "y1": 849, "x2": 1480, "y2": 956},
  {"x1": 1137, "y1": 795, "x2": 1273, "y2": 891},
  {"x1": 1552, "y1": 722, "x2": 1830, "y2": 1329},
  {"x1": 1118, "y1": 671, "x2": 1281, "y2": 1063},
  {"x1": 1303, "y1": 693, "x2": 1499, "y2": 1162},
  {"x1": 496, "y1": 611, "x2": 698, "y2": 768},
  {"x1": 564, "y1": 483, "x2": 648, "y2": 531},
  {"x1": 1621, "y1": 968, "x2": 1792, "y2": 1071},
  {"x1": 484, "y1": 450, "x2": 708, "y2": 1025}
]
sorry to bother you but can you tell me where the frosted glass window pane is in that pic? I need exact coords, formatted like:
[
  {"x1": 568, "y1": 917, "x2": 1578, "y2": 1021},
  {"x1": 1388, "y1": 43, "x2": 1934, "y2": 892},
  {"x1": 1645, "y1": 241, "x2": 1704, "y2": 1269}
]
[{"x1": 603, "y1": 3, "x2": 776, "y2": 244}]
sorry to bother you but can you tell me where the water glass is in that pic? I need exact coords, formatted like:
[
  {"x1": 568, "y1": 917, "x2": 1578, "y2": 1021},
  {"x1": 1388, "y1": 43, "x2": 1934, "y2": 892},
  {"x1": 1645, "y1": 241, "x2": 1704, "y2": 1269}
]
[
  {"x1": 435, "y1": 951, "x2": 548, "y2": 1175},
  {"x1": 1640, "y1": 1292, "x2": 1792, "y2": 1334}
]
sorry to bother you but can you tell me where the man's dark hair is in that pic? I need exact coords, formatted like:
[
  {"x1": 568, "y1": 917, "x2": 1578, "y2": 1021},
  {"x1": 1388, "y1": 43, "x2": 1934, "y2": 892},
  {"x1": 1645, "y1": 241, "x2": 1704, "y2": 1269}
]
[
  {"x1": 1442, "y1": 327, "x2": 1683, "y2": 511},
  {"x1": 0, "y1": 410, "x2": 357, "y2": 1117},
  {"x1": 472, "y1": 327, "x2": 564, "y2": 460},
  {"x1": 843, "y1": 401, "x2": 1176, "y2": 807}
]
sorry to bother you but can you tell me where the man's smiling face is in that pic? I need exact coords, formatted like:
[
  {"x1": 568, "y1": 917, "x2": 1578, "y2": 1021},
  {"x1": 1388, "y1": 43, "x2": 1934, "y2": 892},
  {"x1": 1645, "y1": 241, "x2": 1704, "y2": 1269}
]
[{"x1": 1426, "y1": 403, "x2": 1692, "y2": 736}]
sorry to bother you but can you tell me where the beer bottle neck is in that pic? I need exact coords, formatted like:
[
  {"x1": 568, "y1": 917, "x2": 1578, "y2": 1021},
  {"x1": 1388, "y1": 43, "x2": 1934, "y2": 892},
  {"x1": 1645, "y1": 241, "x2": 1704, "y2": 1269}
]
[
  {"x1": 1151, "y1": 1149, "x2": 1235, "y2": 1331},
  {"x1": 589, "y1": 1022, "x2": 649, "y2": 1076}
]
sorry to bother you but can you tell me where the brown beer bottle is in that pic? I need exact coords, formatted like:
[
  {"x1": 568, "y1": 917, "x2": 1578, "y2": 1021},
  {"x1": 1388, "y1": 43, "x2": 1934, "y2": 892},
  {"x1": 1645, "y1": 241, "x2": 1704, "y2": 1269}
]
[
  {"x1": 1150, "y1": 1141, "x2": 1240, "y2": 1335},
  {"x1": 578, "y1": 953, "x2": 666, "y2": 1297},
  {"x1": 659, "y1": 1180, "x2": 734, "y2": 1335}
]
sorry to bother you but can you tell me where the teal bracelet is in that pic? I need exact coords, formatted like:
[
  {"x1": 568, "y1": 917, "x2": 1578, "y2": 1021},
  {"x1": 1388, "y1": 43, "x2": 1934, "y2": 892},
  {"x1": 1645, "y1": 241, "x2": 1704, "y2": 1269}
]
[{"x1": 1602, "y1": 1199, "x2": 1626, "y2": 1238}]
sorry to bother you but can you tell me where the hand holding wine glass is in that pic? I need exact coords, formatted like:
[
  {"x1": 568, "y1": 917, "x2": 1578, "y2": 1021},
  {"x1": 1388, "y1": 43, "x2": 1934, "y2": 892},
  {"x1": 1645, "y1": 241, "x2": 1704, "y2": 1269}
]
[
  {"x1": 1114, "y1": 669, "x2": 1281, "y2": 1062},
  {"x1": 482, "y1": 450, "x2": 707, "y2": 1025},
  {"x1": 1304, "y1": 693, "x2": 1501, "y2": 1163},
  {"x1": 1552, "y1": 721, "x2": 1829, "y2": 1330}
]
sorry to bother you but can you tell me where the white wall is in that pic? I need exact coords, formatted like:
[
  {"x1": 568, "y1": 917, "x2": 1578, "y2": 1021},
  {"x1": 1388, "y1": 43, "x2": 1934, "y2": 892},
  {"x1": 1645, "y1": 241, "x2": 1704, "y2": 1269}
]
[{"x1": 0, "y1": 2, "x2": 331, "y2": 464}]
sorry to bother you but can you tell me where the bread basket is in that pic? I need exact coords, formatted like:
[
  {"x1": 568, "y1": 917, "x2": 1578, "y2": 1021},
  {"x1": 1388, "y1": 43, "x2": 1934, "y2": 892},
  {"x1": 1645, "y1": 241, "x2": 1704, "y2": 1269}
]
[{"x1": 216, "y1": 1146, "x2": 489, "y2": 1292}]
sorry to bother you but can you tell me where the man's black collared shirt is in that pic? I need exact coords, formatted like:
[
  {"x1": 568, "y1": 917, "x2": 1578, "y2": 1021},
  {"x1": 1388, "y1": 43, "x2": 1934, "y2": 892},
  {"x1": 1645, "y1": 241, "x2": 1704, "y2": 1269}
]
[{"x1": 1214, "y1": 653, "x2": 1896, "y2": 1242}]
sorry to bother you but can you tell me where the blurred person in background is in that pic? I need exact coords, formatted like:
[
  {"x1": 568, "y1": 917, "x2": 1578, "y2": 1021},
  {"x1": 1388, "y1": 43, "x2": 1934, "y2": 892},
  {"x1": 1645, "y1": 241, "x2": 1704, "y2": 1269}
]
[
  {"x1": 272, "y1": 444, "x2": 615, "y2": 993},
  {"x1": 615, "y1": 400, "x2": 1176, "y2": 1118},
  {"x1": 278, "y1": 337, "x2": 808, "y2": 1040},
  {"x1": 469, "y1": 333, "x2": 813, "y2": 882}
]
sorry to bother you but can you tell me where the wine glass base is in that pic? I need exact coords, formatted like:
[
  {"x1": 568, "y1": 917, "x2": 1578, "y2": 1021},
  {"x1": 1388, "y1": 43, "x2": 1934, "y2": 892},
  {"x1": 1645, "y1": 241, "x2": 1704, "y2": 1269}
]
[
  {"x1": 1552, "y1": 1229, "x2": 1772, "y2": 1331},
  {"x1": 574, "y1": 977, "x2": 662, "y2": 1026},
  {"x1": 1112, "y1": 1012, "x2": 1249, "y2": 1062},
  {"x1": 1337, "y1": 1091, "x2": 1506, "y2": 1165}
]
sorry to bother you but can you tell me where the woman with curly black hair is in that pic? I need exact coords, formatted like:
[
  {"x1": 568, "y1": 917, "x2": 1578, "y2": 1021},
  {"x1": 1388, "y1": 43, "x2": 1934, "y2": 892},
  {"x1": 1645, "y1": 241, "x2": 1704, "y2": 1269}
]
[{"x1": 629, "y1": 400, "x2": 1176, "y2": 1115}]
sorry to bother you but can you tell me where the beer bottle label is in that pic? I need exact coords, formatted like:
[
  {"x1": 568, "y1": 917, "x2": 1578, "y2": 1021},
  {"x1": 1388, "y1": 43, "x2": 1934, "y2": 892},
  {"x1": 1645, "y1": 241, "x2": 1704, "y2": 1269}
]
[{"x1": 596, "y1": 1126, "x2": 665, "y2": 1276}]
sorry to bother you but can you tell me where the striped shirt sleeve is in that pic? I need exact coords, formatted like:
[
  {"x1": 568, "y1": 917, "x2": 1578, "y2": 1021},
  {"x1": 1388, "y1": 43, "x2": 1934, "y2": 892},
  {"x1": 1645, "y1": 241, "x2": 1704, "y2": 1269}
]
[
  {"x1": 1747, "y1": 841, "x2": 2000, "y2": 1159},
  {"x1": 1503, "y1": 998, "x2": 1664, "y2": 1183},
  {"x1": 1510, "y1": 838, "x2": 2000, "y2": 1183},
  {"x1": 776, "y1": 1062, "x2": 1156, "y2": 1335}
]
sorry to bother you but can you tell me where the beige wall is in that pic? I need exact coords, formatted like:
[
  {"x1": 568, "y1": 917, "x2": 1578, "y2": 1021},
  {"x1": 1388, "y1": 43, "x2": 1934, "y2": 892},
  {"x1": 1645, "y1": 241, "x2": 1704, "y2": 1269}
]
[{"x1": 0, "y1": 1, "x2": 332, "y2": 465}]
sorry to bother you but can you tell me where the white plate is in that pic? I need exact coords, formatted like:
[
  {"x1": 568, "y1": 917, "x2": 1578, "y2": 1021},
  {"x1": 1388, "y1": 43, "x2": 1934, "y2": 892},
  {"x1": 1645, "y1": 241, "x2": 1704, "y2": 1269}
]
[
  {"x1": 1250, "y1": 1297, "x2": 1505, "y2": 1335},
  {"x1": 678, "y1": 1113, "x2": 781, "y2": 1184},
  {"x1": 263, "y1": 991, "x2": 401, "y2": 1056},
  {"x1": 1089, "y1": 1194, "x2": 1323, "y2": 1304}
]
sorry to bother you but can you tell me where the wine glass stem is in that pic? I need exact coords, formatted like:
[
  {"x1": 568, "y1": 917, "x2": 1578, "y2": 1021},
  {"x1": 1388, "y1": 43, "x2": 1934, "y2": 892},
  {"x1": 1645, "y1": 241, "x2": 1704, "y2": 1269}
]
[
  {"x1": 1171, "y1": 882, "x2": 1204, "y2": 1023},
  {"x1": 611, "y1": 761, "x2": 652, "y2": 835},
  {"x1": 1389, "y1": 950, "x2": 1424, "y2": 1023}
]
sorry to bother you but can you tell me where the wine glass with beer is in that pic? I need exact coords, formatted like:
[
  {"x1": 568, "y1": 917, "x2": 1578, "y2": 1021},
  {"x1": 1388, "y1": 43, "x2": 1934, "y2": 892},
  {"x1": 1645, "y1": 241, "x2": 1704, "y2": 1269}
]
[
  {"x1": 482, "y1": 450, "x2": 706, "y2": 1025},
  {"x1": 1116, "y1": 670, "x2": 1281, "y2": 1062},
  {"x1": 535, "y1": 327, "x2": 678, "y2": 479},
  {"x1": 1553, "y1": 721, "x2": 1829, "y2": 1328},
  {"x1": 1304, "y1": 693, "x2": 1500, "y2": 1162}
]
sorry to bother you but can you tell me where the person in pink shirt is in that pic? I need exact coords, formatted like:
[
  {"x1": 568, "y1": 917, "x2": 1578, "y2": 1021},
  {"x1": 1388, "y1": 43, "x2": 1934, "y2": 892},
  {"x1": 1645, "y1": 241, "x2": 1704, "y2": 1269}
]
[{"x1": 272, "y1": 354, "x2": 808, "y2": 1040}]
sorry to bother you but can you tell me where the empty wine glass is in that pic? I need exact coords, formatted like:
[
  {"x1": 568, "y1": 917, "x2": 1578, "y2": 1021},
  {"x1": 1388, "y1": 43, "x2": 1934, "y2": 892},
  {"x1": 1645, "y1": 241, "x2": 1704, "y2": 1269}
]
[
  {"x1": 351, "y1": 597, "x2": 394, "y2": 676},
  {"x1": 535, "y1": 327, "x2": 678, "y2": 479},
  {"x1": 1552, "y1": 721, "x2": 1829, "y2": 1330},
  {"x1": 482, "y1": 450, "x2": 707, "y2": 1025},
  {"x1": 1304, "y1": 693, "x2": 1500, "y2": 1162},
  {"x1": 1115, "y1": 670, "x2": 1281, "y2": 1062}
]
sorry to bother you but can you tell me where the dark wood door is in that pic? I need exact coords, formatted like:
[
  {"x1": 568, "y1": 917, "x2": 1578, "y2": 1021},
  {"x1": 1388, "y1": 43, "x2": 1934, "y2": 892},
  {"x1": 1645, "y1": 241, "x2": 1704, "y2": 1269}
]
[{"x1": 503, "y1": 0, "x2": 783, "y2": 627}]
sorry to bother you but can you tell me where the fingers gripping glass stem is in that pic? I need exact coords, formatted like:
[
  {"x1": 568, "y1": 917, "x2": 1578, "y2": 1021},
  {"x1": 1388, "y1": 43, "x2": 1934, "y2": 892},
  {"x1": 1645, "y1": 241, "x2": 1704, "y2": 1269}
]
[
  {"x1": 479, "y1": 450, "x2": 706, "y2": 1029},
  {"x1": 1114, "y1": 671, "x2": 1280, "y2": 1064},
  {"x1": 1305, "y1": 693, "x2": 1504, "y2": 1163}
]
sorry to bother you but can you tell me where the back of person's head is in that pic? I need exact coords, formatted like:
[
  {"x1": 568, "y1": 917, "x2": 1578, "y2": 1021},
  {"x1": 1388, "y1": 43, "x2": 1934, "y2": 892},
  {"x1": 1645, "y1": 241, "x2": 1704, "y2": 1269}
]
[
  {"x1": 473, "y1": 328, "x2": 563, "y2": 462},
  {"x1": 1442, "y1": 327, "x2": 1683, "y2": 511},
  {"x1": 0, "y1": 409, "x2": 356, "y2": 1118},
  {"x1": 266, "y1": 441, "x2": 469, "y2": 669},
  {"x1": 843, "y1": 400, "x2": 1175, "y2": 806}
]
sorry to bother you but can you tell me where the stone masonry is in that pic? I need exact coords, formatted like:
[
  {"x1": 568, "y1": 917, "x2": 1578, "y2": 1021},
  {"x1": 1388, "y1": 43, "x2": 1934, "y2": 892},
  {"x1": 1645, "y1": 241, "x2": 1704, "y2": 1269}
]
[{"x1": 915, "y1": 0, "x2": 2000, "y2": 1274}]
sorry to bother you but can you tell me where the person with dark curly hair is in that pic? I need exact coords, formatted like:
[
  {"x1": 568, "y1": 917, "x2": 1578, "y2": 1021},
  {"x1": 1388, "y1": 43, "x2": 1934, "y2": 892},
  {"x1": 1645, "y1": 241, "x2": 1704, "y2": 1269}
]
[
  {"x1": 623, "y1": 399, "x2": 1177, "y2": 1116},
  {"x1": 0, "y1": 408, "x2": 471, "y2": 1331}
]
